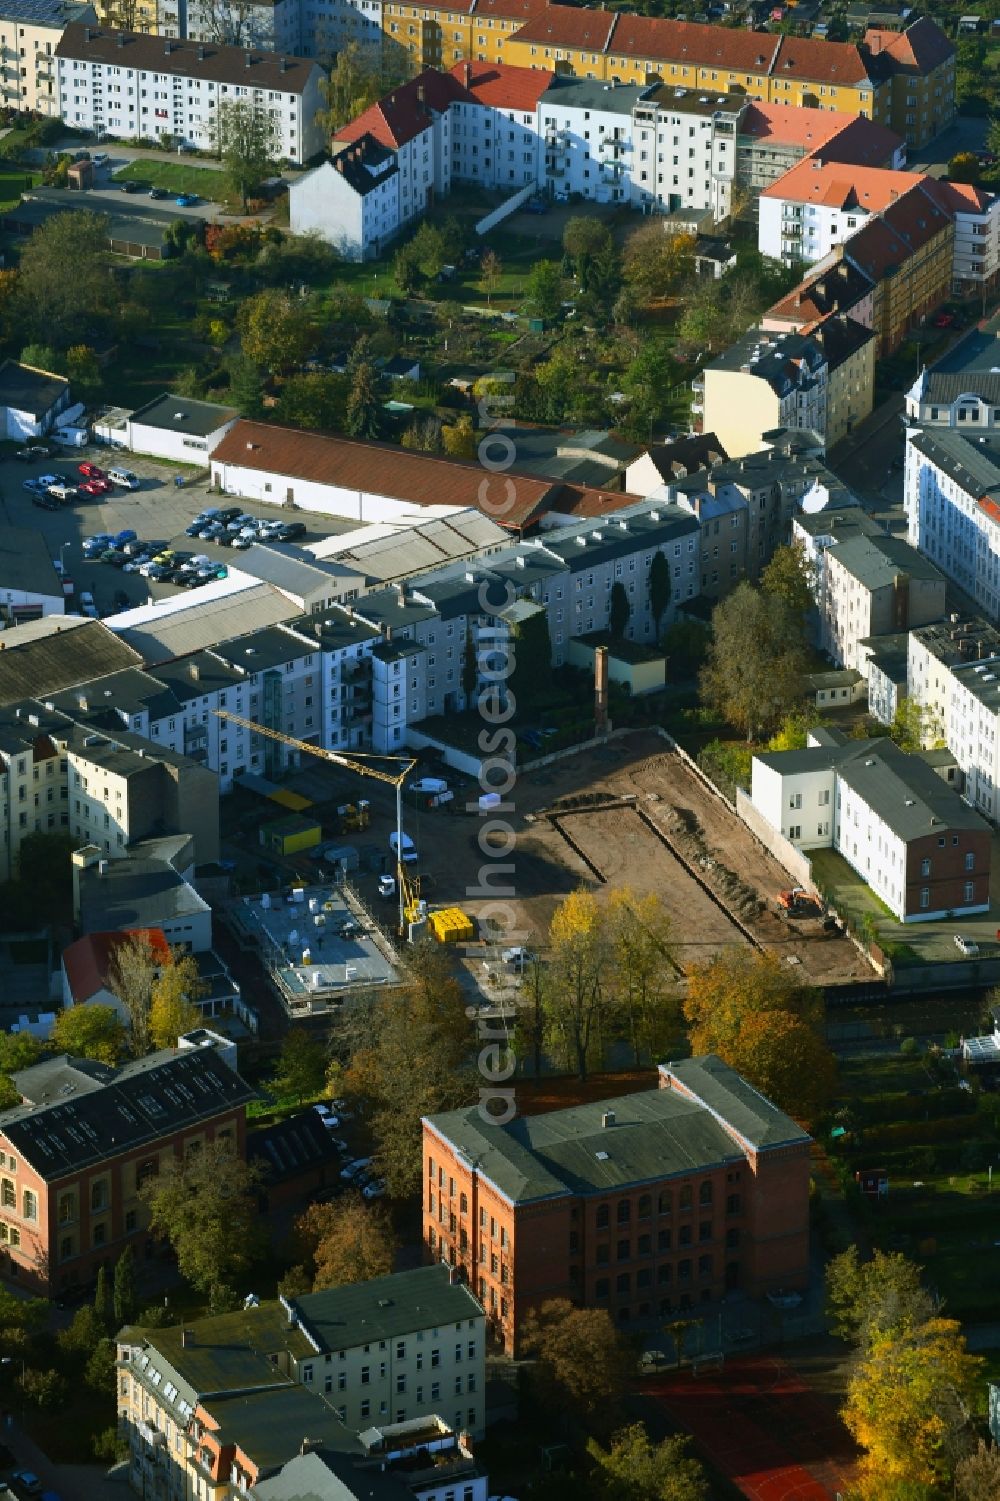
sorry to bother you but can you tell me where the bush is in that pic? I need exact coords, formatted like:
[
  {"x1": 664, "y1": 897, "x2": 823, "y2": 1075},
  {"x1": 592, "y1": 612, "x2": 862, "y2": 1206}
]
[
  {"x1": 900, "y1": 1036, "x2": 919, "y2": 1056},
  {"x1": 93, "y1": 1426, "x2": 129, "y2": 1463}
]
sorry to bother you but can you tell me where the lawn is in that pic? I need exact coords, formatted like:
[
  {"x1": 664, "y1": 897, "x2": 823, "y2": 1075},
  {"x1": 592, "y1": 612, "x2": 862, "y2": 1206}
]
[
  {"x1": 0, "y1": 165, "x2": 37, "y2": 212},
  {"x1": 113, "y1": 159, "x2": 225, "y2": 200}
]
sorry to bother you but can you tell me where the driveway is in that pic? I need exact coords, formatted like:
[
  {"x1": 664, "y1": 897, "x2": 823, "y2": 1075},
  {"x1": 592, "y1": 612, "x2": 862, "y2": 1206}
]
[{"x1": 907, "y1": 115, "x2": 989, "y2": 178}]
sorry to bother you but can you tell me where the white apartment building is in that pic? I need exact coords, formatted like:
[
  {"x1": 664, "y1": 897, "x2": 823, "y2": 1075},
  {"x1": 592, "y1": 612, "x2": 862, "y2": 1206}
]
[
  {"x1": 55, "y1": 23, "x2": 325, "y2": 162},
  {"x1": 905, "y1": 318, "x2": 1000, "y2": 433},
  {"x1": 819, "y1": 532, "x2": 946, "y2": 671},
  {"x1": 291, "y1": 138, "x2": 401, "y2": 262},
  {"x1": 905, "y1": 423, "x2": 1000, "y2": 618},
  {"x1": 0, "y1": 0, "x2": 95, "y2": 116},
  {"x1": 749, "y1": 728, "x2": 991, "y2": 923},
  {"x1": 538, "y1": 75, "x2": 645, "y2": 206},
  {"x1": 907, "y1": 616, "x2": 1000, "y2": 819},
  {"x1": 183, "y1": 0, "x2": 301, "y2": 51},
  {"x1": 300, "y1": 0, "x2": 382, "y2": 58},
  {"x1": 630, "y1": 82, "x2": 744, "y2": 220},
  {"x1": 450, "y1": 60, "x2": 543, "y2": 193}
]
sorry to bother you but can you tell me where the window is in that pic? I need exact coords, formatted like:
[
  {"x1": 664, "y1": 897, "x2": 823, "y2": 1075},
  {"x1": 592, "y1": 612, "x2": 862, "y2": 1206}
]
[
  {"x1": 921, "y1": 857, "x2": 931, "y2": 877},
  {"x1": 21, "y1": 1189, "x2": 36, "y2": 1221},
  {"x1": 616, "y1": 1200, "x2": 630, "y2": 1225},
  {"x1": 965, "y1": 852, "x2": 975, "y2": 871},
  {"x1": 596, "y1": 1203, "x2": 609, "y2": 1229},
  {"x1": 964, "y1": 881, "x2": 975, "y2": 902}
]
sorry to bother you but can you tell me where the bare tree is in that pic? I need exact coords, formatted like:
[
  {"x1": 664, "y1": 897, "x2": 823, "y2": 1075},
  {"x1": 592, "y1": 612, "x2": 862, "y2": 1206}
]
[
  {"x1": 107, "y1": 934, "x2": 159, "y2": 1056},
  {"x1": 188, "y1": 0, "x2": 264, "y2": 48}
]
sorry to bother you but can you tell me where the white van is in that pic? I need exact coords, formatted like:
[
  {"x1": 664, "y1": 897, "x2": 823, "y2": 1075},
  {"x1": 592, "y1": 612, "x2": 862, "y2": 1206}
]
[
  {"x1": 388, "y1": 832, "x2": 418, "y2": 863},
  {"x1": 109, "y1": 468, "x2": 140, "y2": 490},
  {"x1": 52, "y1": 426, "x2": 88, "y2": 448}
]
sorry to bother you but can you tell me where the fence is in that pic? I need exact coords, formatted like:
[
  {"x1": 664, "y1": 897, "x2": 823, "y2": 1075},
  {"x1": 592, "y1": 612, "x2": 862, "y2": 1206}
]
[
  {"x1": 474, "y1": 184, "x2": 534, "y2": 236},
  {"x1": 735, "y1": 788, "x2": 815, "y2": 891}
]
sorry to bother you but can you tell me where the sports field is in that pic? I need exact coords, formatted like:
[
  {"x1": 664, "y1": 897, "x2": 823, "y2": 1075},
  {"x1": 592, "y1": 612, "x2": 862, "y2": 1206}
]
[{"x1": 642, "y1": 1353, "x2": 858, "y2": 1501}]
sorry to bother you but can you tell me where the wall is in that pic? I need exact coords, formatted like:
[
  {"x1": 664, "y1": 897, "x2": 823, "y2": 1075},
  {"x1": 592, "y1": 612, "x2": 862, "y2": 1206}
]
[
  {"x1": 128, "y1": 416, "x2": 239, "y2": 463},
  {"x1": 735, "y1": 787, "x2": 816, "y2": 890},
  {"x1": 474, "y1": 182, "x2": 533, "y2": 236},
  {"x1": 209, "y1": 457, "x2": 467, "y2": 524}
]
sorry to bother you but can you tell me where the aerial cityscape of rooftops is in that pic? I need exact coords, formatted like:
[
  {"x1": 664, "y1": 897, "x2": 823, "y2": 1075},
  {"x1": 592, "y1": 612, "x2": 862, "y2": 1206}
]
[{"x1": 3, "y1": 0, "x2": 1000, "y2": 1496}]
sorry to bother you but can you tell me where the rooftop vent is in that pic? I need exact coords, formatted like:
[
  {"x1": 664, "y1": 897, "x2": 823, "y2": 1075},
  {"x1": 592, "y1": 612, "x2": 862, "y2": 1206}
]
[
  {"x1": 602, "y1": 1110, "x2": 616, "y2": 1128},
  {"x1": 595, "y1": 1150, "x2": 610, "y2": 1161}
]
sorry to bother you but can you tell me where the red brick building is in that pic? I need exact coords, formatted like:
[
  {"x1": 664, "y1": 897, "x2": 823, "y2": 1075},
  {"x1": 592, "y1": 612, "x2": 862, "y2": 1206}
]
[
  {"x1": 0, "y1": 1045, "x2": 253, "y2": 1296},
  {"x1": 422, "y1": 1056, "x2": 811, "y2": 1353}
]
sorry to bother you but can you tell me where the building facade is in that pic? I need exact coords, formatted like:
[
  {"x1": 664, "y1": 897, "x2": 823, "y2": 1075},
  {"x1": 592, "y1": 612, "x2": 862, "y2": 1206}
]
[
  {"x1": 423, "y1": 1056, "x2": 812, "y2": 1353},
  {"x1": 864, "y1": 17, "x2": 955, "y2": 149},
  {"x1": 819, "y1": 531, "x2": 946, "y2": 670},
  {"x1": 0, "y1": 1044, "x2": 252, "y2": 1296},
  {"x1": 701, "y1": 327, "x2": 828, "y2": 459},
  {"x1": 55, "y1": 24, "x2": 325, "y2": 162}
]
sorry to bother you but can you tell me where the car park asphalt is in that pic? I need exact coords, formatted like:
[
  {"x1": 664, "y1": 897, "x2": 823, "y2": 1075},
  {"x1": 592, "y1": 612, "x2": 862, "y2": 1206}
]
[{"x1": 3, "y1": 447, "x2": 358, "y2": 619}]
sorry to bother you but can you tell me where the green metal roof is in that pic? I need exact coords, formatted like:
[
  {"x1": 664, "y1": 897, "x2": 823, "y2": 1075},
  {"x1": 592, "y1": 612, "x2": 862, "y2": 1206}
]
[
  {"x1": 660, "y1": 1056, "x2": 811, "y2": 1150},
  {"x1": 288, "y1": 1265, "x2": 483, "y2": 1352}
]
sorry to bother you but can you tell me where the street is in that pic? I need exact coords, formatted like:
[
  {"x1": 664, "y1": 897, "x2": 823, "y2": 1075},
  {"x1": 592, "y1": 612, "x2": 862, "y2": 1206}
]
[{"x1": 0, "y1": 1418, "x2": 127, "y2": 1501}]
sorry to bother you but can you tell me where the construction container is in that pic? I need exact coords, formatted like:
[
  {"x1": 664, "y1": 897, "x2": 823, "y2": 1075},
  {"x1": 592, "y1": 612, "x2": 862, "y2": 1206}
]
[
  {"x1": 429, "y1": 907, "x2": 475, "y2": 944},
  {"x1": 321, "y1": 844, "x2": 360, "y2": 873},
  {"x1": 259, "y1": 813, "x2": 322, "y2": 857}
]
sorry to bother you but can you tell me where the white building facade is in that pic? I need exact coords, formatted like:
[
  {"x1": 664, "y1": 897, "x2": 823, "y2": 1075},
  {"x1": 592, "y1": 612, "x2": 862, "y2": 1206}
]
[
  {"x1": 55, "y1": 24, "x2": 325, "y2": 162},
  {"x1": 905, "y1": 423, "x2": 1000, "y2": 619}
]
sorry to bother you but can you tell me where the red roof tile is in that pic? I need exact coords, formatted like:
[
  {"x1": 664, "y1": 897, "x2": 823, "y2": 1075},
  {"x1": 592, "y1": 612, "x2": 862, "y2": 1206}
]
[
  {"x1": 472, "y1": 0, "x2": 549, "y2": 20},
  {"x1": 922, "y1": 177, "x2": 995, "y2": 216},
  {"x1": 63, "y1": 928, "x2": 170, "y2": 1004},
  {"x1": 608, "y1": 15, "x2": 779, "y2": 71},
  {"x1": 212, "y1": 422, "x2": 557, "y2": 525},
  {"x1": 335, "y1": 69, "x2": 467, "y2": 150},
  {"x1": 741, "y1": 100, "x2": 859, "y2": 149},
  {"x1": 761, "y1": 157, "x2": 927, "y2": 208},
  {"x1": 819, "y1": 116, "x2": 904, "y2": 169},
  {"x1": 772, "y1": 32, "x2": 875, "y2": 86},
  {"x1": 448, "y1": 58, "x2": 554, "y2": 109},
  {"x1": 865, "y1": 17, "x2": 954, "y2": 74},
  {"x1": 507, "y1": 4, "x2": 618, "y2": 50}
]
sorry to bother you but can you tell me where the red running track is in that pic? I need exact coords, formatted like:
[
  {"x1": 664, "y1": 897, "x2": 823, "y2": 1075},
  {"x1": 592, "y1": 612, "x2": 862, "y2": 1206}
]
[{"x1": 641, "y1": 1354, "x2": 858, "y2": 1501}]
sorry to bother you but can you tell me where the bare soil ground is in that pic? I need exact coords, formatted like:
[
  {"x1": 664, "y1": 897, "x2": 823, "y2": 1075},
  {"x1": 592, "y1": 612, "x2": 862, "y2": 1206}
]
[{"x1": 435, "y1": 731, "x2": 875, "y2": 989}]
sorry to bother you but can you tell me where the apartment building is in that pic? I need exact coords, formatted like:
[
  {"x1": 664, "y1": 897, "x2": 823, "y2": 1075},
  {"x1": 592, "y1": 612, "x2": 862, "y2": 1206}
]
[
  {"x1": 55, "y1": 24, "x2": 325, "y2": 162},
  {"x1": 905, "y1": 424, "x2": 1000, "y2": 619},
  {"x1": 118, "y1": 1295, "x2": 487, "y2": 1501},
  {"x1": 735, "y1": 100, "x2": 905, "y2": 214},
  {"x1": 864, "y1": 16, "x2": 955, "y2": 149},
  {"x1": 183, "y1": 0, "x2": 302, "y2": 51},
  {"x1": 450, "y1": 59, "x2": 549, "y2": 191},
  {"x1": 700, "y1": 326, "x2": 829, "y2": 458},
  {"x1": 282, "y1": 1266, "x2": 486, "y2": 1438},
  {"x1": 906, "y1": 316, "x2": 1000, "y2": 434},
  {"x1": 840, "y1": 194, "x2": 955, "y2": 357},
  {"x1": 791, "y1": 502, "x2": 883, "y2": 644},
  {"x1": 749, "y1": 728, "x2": 990, "y2": 922},
  {"x1": 0, "y1": 0, "x2": 94, "y2": 115},
  {"x1": 908, "y1": 615, "x2": 1000, "y2": 821},
  {"x1": 424, "y1": 1055, "x2": 812, "y2": 1353},
  {"x1": 763, "y1": 249, "x2": 876, "y2": 335},
  {"x1": 0, "y1": 1042, "x2": 252, "y2": 1296},
  {"x1": 820, "y1": 531, "x2": 945, "y2": 670}
]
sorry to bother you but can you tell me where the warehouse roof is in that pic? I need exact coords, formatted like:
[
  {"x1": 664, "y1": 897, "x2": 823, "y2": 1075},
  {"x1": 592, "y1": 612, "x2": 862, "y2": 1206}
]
[
  {"x1": 0, "y1": 618, "x2": 141, "y2": 706},
  {"x1": 112, "y1": 583, "x2": 300, "y2": 664},
  {"x1": 0, "y1": 525, "x2": 63, "y2": 598},
  {"x1": 234, "y1": 545, "x2": 363, "y2": 601},
  {"x1": 56, "y1": 24, "x2": 320, "y2": 92},
  {"x1": 288, "y1": 1265, "x2": 484, "y2": 1351},
  {"x1": 212, "y1": 421, "x2": 555, "y2": 524},
  {"x1": 0, "y1": 359, "x2": 68, "y2": 418},
  {"x1": 77, "y1": 843, "x2": 209, "y2": 934},
  {"x1": 130, "y1": 393, "x2": 237, "y2": 437}
]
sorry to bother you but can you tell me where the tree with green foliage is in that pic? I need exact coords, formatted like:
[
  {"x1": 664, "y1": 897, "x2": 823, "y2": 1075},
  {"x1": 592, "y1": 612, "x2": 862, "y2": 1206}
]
[
  {"x1": 344, "y1": 361, "x2": 382, "y2": 439},
  {"x1": 0, "y1": 1031, "x2": 42, "y2": 1109},
  {"x1": 663, "y1": 618, "x2": 709, "y2": 678},
  {"x1": 66, "y1": 344, "x2": 101, "y2": 400},
  {"x1": 442, "y1": 414, "x2": 476, "y2": 460},
  {"x1": 609, "y1": 581, "x2": 630, "y2": 640},
  {"x1": 113, "y1": 1246, "x2": 137, "y2": 1329},
  {"x1": 237, "y1": 288, "x2": 314, "y2": 376},
  {"x1": 588, "y1": 1423, "x2": 709, "y2": 1501},
  {"x1": 523, "y1": 259, "x2": 564, "y2": 322},
  {"x1": 227, "y1": 356, "x2": 265, "y2": 419},
  {"x1": 394, "y1": 243, "x2": 422, "y2": 295},
  {"x1": 272, "y1": 1029, "x2": 327, "y2": 1104},
  {"x1": 826, "y1": 1246, "x2": 935, "y2": 1348},
  {"x1": 890, "y1": 695, "x2": 940, "y2": 752},
  {"x1": 20, "y1": 343, "x2": 60, "y2": 372},
  {"x1": 700, "y1": 583, "x2": 806, "y2": 741},
  {"x1": 141, "y1": 1138, "x2": 263, "y2": 1296},
  {"x1": 217, "y1": 98, "x2": 280, "y2": 211},
  {"x1": 51, "y1": 1004, "x2": 125, "y2": 1066},
  {"x1": 278, "y1": 371, "x2": 348, "y2": 433},
  {"x1": 949, "y1": 151, "x2": 982, "y2": 183},
  {"x1": 562, "y1": 216, "x2": 613, "y2": 278},
  {"x1": 16, "y1": 210, "x2": 115, "y2": 345},
  {"x1": 316, "y1": 41, "x2": 390, "y2": 132},
  {"x1": 649, "y1": 550, "x2": 672, "y2": 639},
  {"x1": 760, "y1": 542, "x2": 813, "y2": 637},
  {"x1": 622, "y1": 224, "x2": 695, "y2": 302},
  {"x1": 107, "y1": 932, "x2": 160, "y2": 1056},
  {"x1": 766, "y1": 708, "x2": 819, "y2": 753},
  {"x1": 411, "y1": 222, "x2": 446, "y2": 282},
  {"x1": 509, "y1": 606, "x2": 552, "y2": 707},
  {"x1": 94, "y1": 1265, "x2": 113, "y2": 1333},
  {"x1": 344, "y1": 942, "x2": 475, "y2": 1197}
]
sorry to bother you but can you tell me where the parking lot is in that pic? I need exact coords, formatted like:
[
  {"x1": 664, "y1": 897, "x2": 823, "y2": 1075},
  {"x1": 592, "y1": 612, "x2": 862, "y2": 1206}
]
[{"x1": 3, "y1": 445, "x2": 358, "y2": 618}]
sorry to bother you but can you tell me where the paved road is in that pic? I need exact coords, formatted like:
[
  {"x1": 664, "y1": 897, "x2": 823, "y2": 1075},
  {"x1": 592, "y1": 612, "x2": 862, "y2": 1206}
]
[
  {"x1": 0, "y1": 1417, "x2": 127, "y2": 1501},
  {"x1": 907, "y1": 115, "x2": 989, "y2": 178}
]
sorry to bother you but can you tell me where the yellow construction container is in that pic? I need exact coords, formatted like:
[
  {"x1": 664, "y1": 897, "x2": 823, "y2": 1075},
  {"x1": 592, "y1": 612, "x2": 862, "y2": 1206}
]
[{"x1": 429, "y1": 907, "x2": 475, "y2": 944}]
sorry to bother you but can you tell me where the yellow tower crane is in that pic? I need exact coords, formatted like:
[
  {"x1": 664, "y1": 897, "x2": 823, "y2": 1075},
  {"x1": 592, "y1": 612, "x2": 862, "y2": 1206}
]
[{"x1": 214, "y1": 711, "x2": 422, "y2": 936}]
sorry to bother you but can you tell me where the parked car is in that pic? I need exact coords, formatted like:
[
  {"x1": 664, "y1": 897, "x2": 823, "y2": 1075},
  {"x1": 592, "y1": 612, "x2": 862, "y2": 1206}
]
[
  {"x1": 31, "y1": 494, "x2": 59, "y2": 510},
  {"x1": 114, "y1": 529, "x2": 138, "y2": 545},
  {"x1": 120, "y1": 179, "x2": 142, "y2": 193},
  {"x1": 362, "y1": 1177, "x2": 386, "y2": 1201},
  {"x1": 312, "y1": 1104, "x2": 342, "y2": 1130},
  {"x1": 78, "y1": 591, "x2": 98, "y2": 619},
  {"x1": 340, "y1": 1156, "x2": 372, "y2": 1182},
  {"x1": 175, "y1": 192, "x2": 199, "y2": 206},
  {"x1": 112, "y1": 590, "x2": 131, "y2": 611},
  {"x1": 150, "y1": 187, "x2": 169, "y2": 199},
  {"x1": 47, "y1": 483, "x2": 77, "y2": 502},
  {"x1": 108, "y1": 468, "x2": 140, "y2": 489},
  {"x1": 78, "y1": 462, "x2": 105, "y2": 479},
  {"x1": 275, "y1": 522, "x2": 307, "y2": 542}
]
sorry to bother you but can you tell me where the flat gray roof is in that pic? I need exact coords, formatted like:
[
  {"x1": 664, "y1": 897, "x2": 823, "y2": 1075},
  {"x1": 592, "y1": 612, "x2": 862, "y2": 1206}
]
[
  {"x1": 131, "y1": 393, "x2": 237, "y2": 437},
  {"x1": 289, "y1": 1265, "x2": 483, "y2": 1351},
  {"x1": 540, "y1": 76, "x2": 650, "y2": 115},
  {"x1": 0, "y1": 525, "x2": 62, "y2": 598}
]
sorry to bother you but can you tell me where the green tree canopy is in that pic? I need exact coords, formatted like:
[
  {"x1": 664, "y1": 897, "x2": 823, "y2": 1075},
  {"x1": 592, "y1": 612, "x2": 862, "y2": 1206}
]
[
  {"x1": 523, "y1": 259, "x2": 564, "y2": 322},
  {"x1": 16, "y1": 211, "x2": 115, "y2": 345},
  {"x1": 521, "y1": 1298, "x2": 632, "y2": 1432},
  {"x1": 700, "y1": 583, "x2": 806, "y2": 741},
  {"x1": 344, "y1": 361, "x2": 383, "y2": 439},
  {"x1": 588, "y1": 1423, "x2": 709, "y2": 1501},
  {"x1": 272, "y1": 1030, "x2": 327, "y2": 1103},
  {"x1": 51, "y1": 1004, "x2": 126, "y2": 1066},
  {"x1": 609, "y1": 581, "x2": 630, "y2": 640},
  {"x1": 237, "y1": 289, "x2": 314, "y2": 376},
  {"x1": 218, "y1": 97, "x2": 280, "y2": 210},
  {"x1": 140, "y1": 1138, "x2": 263, "y2": 1295}
]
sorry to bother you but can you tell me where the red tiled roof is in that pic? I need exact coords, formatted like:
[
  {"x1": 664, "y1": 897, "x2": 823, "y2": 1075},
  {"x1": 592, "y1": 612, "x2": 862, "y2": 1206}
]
[
  {"x1": 845, "y1": 215, "x2": 914, "y2": 282},
  {"x1": 547, "y1": 485, "x2": 647, "y2": 519},
  {"x1": 335, "y1": 69, "x2": 467, "y2": 150},
  {"x1": 819, "y1": 116, "x2": 904, "y2": 169},
  {"x1": 212, "y1": 422, "x2": 557, "y2": 525},
  {"x1": 880, "y1": 180, "x2": 952, "y2": 247},
  {"x1": 865, "y1": 17, "x2": 954, "y2": 73},
  {"x1": 923, "y1": 177, "x2": 995, "y2": 216},
  {"x1": 448, "y1": 58, "x2": 554, "y2": 109},
  {"x1": 507, "y1": 4, "x2": 618, "y2": 50},
  {"x1": 609, "y1": 15, "x2": 779, "y2": 71},
  {"x1": 843, "y1": 184, "x2": 951, "y2": 283},
  {"x1": 62, "y1": 928, "x2": 170, "y2": 1004},
  {"x1": 741, "y1": 100, "x2": 859, "y2": 149},
  {"x1": 766, "y1": 258, "x2": 874, "y2": 327},
  {"x1": 761, "y1": 157, "x2": 926, "y2": 208},
  {"x1": 472, "y1": 0, "x2": 549, "y2": 20},
  {"x1": 771, "y1": 32, "x2": 874, "y2": 86}
]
